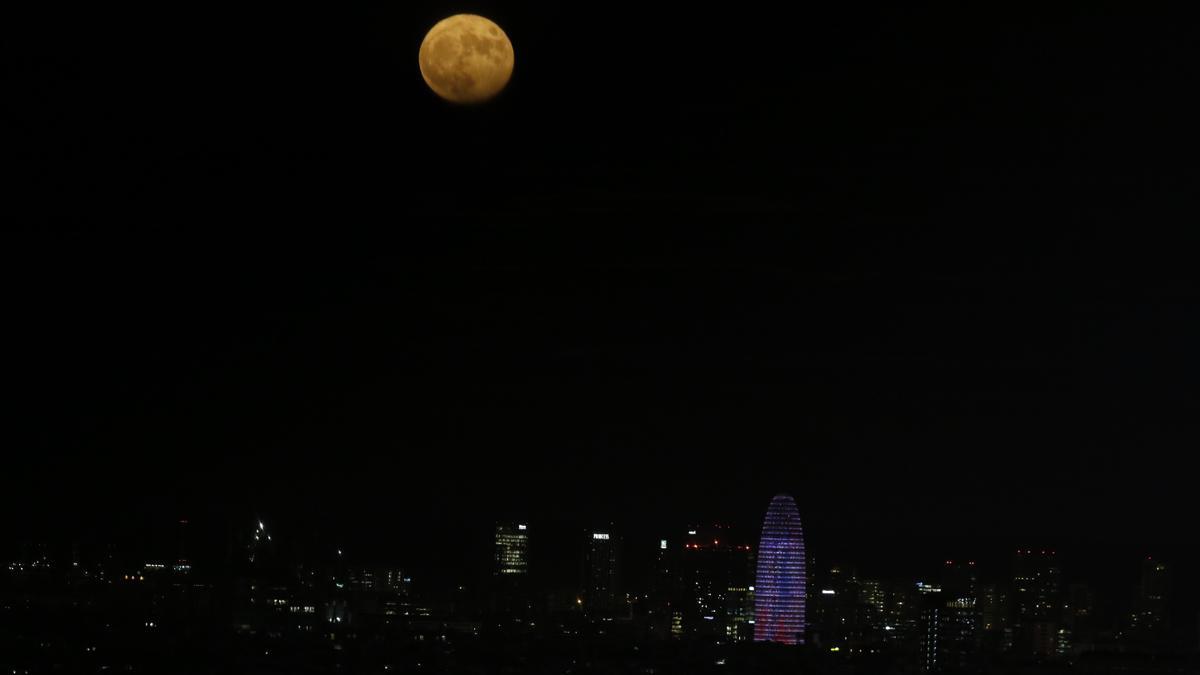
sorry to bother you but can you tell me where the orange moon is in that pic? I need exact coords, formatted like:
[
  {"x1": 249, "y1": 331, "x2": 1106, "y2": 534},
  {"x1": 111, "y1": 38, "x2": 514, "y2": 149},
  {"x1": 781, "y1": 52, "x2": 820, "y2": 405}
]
[{"x1": 419, "y1": 15, "x2": 514, "y2": 104}]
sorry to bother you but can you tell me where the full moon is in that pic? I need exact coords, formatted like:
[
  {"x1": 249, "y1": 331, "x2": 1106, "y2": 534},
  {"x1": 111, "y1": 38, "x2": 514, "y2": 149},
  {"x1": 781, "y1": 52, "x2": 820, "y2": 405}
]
[{"x1": 419, "y1": 14, "x2": 514, "y2": 104}]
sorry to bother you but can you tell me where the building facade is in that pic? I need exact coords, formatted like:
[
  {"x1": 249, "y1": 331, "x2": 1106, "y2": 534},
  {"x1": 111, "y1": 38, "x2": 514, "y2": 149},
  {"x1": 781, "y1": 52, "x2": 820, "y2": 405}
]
[
  {"x1": 582, "y1": 530, "x2": 622, "y2": 614},
  {"x1": 492, "y1": 523, "x2": 530, "y2": 616},
  {"x1": 495, "y1": 523, "x2": 529, "y2": 576},
  {"x1": 753, "y1": 494, "x2": 806, "y2": 645}
]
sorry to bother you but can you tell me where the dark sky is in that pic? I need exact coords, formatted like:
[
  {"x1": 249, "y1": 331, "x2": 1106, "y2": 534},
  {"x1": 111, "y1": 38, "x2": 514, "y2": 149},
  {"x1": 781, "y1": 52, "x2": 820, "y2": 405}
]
[{"x1": 8, "y1": 3, "x2": 1197, "y2": 596}]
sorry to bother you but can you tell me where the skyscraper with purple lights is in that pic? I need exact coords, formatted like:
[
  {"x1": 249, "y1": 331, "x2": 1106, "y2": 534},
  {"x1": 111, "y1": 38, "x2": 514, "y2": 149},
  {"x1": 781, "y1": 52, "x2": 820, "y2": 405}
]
[{"x1": 753, "y1": 494, "x2": 806, "y2": 644}]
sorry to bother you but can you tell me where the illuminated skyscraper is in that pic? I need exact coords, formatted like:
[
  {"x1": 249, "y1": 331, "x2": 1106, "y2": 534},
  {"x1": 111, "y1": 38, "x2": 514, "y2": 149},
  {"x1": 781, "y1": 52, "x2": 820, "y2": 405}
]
[
  {"x1": 753, "y1": 494, "x2": 806, "y2": 645},
  {"x1": 1010, "y1": 549, "x2": 1063, "y2": 659},
  {"x1": 495, "y1": 523, "x2": 529, "y2": 575},
  {"x1": 493, "y1": 523, "x2": 531, "y2": 616}
]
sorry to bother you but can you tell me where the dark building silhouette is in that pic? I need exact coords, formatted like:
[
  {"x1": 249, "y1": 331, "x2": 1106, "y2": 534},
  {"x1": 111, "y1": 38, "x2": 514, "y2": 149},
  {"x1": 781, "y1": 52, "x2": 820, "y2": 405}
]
[
  {"x1": 582, "y1": 529, "x2": 623, "y2": 615},
  {"x1": 939, "y1": 562, "x2": 981, "y2": 671},
  {"x1": 1128, "y1": 557, "x2": 1171, "y2": 645},
  {"x1": 174, "y1": 519, "x2": 191, "y2": 575},
  {"x1": 1010, "y1": 549, "x2": 1067, "y2": 661},
  {"x1": 661, "y1": 524, "x2": 755, "y2": 640},
  {"x1": 810, "y1": 564, "x2": 876, "y2": 649}
]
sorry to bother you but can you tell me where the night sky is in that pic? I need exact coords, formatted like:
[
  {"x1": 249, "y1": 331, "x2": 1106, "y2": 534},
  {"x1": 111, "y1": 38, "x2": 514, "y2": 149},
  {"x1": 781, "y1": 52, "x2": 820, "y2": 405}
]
[{"x1": 9, "y1": 3, "x2": 1197, "y2": 601}]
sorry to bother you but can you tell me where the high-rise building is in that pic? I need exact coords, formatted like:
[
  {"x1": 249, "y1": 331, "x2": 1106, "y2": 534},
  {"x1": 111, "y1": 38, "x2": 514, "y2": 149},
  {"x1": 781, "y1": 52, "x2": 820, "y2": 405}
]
[
  {"x1": 753, "y1": 494, "x2": 806, "y2": 645},
  {"x1": 1011, "y1": 549, "x2": 1065, "y2": 660},
  {"x1": 919, "y1": 598, "x2": 942, "y2": 673},
  {"x1": 175, "y1": 518, "x2": 191, "y2": 575},
  {"x1": 814, "y1": 575, "x2": 892, "y2": 653},
  {"x1": 912, "y1": 561, "x2": 986, "y2": 672},
  {"x1": 665, "y1": 524, "x2": 755, "y2": 641},
  {"x1": 492, "y1": 522, "x2": 531, "y2": 616},
  {"x1": 883, "y1": 581, "x2": 921, "y2": 645},
  {"x1": 726, "y1": 572, "x2": 756, "y2": 642},
  {"x1": 1012, "y1": 550, "x2": 1061, "y2": 623},
  {"x1": 247, "y1": 519, "x2": 274, "y2": 565},
  {"x1": 859, "y1": 579, "x2": 886, "y2": 619},
  {"x1": 810, "y1": 564, "x2": 863, "y2": 648},
  {"x1": 583, "y1": 530, "x2": 622, "y2": 614},
  {"x1": 1062, "y1": 582, "x2": 1096, "y2": 655},
  {"x1": 854, "y1": 577, "x2": 897, "y2": 649},
  {"x1": 646, "y1": 536, "x2": 674, "y2": 637},
  {"x1": 978, "y1": 584, "x2": 1007, "y2": 632},
  {"x1": 940, "y1": 597, "x2": 981, "y2": 670},
  {"x1": 495, "y1": 523, "x2": 529, "y2": 576},
  {"x1": 654, "y1": 536, "x2": 671, "y2": 594},
  {"x1": 348, "y1": 567, "x2": 409, "y2": 594},
  {"x1": 941, "y1": 561, "x2": 981, "y2": 667},
  {"x1": 1129, "y1": 557, "x2": 1171, "y2": 642},
  {"x1": 941, "y1": 560, "x2": 977, "y2": 602}
]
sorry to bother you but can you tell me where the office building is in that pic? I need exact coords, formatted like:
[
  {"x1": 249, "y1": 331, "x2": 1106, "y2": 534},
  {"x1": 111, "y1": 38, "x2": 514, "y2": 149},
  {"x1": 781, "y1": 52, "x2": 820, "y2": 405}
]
[
  {"x1": 1011, "y1": 549, "x2": 1065, "y2": 660},
  {"x1": 492, "y1": 522, "x2": 531, "y2": 616},
  {"x1": 1129, "y1": 557, "x2": 1171, "y2": 642},
  {"x1": 753, "y1": 494, "x2": 806, "y2": 645},
  {"x1": 495, "y1": 523, "x2": 529, "y2": 576},
  {"x1": 583, "y1": 530, "x2": 622, "y2": 614},
  {"x1": 664, "y1": 524, "x2": 756, "y2": 641}
]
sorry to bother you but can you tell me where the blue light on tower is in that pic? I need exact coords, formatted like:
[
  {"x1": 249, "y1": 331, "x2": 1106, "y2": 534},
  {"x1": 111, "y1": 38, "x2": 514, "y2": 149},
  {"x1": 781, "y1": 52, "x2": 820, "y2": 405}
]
[{"x1": 753, "y1": 494, "x2": 806, "y2": 644}]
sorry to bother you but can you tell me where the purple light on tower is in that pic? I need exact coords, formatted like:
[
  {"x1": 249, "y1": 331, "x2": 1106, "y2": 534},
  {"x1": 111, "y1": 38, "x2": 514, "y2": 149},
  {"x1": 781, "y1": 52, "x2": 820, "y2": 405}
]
[{"x1": 753, "y1": 493, "x2": 806, "y2": 645}]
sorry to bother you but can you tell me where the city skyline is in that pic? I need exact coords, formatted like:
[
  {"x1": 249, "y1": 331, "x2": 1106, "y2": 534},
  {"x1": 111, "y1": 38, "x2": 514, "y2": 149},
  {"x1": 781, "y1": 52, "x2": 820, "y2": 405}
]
[
  {"x1": 5, "y1": 491, "x2": 1195, "y2": 672},
  {"x1": 4, "y1": 489, "x2": 1191, "y2": 596},
  {"x1": 6, "y1": 502, "x2": 1193, "y2": 637},
  {"x1": 5, "y1": 504, "x2": 1188, "y2": 611},
  {"x1": 8, "y1": 1, "x2": 1195, "y2": 672}
]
